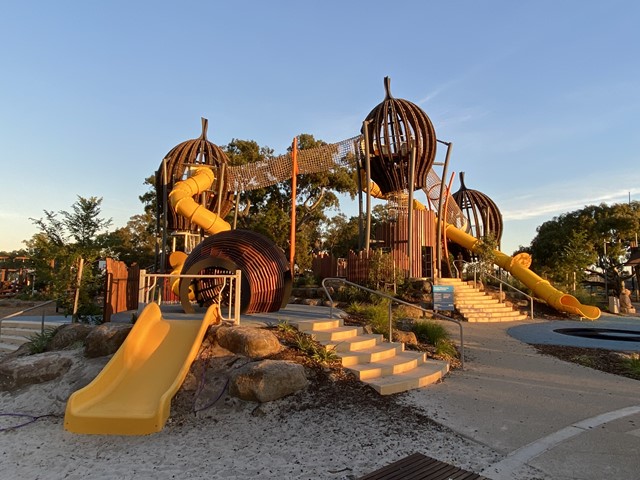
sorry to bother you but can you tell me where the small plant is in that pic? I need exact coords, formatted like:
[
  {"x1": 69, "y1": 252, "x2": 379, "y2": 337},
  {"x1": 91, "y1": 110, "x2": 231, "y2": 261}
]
[
  {"x1": 346, "y1": 299, "x2": 394, "y2": 339},
  {"x1": 434, "y1": 338, "x2": 458, "y2": 359},
  {"x1": 412, "y1": 320, "x2": 449, "y2": 345},
  {"x1": 623, "y1": 353, "x2": 640, "y2": 377},
  {"x1": 293, "y1": 332, "x2": 338, "y2": 364},
  {"x1": 26, "y1": 327, "x2": 58, "y2": 354},
  {"x1": 277, "y1": 320, "x2": 296, "y2": 335}
]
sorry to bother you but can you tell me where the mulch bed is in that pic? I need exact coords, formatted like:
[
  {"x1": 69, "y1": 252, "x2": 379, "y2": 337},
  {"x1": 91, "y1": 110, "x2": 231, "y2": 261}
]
[{"x1": 532, "y1": 343, "x2": 639, "y2": 381}]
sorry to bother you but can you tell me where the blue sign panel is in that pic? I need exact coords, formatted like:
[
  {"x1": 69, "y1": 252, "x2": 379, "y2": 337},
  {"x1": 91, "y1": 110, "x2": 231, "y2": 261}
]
[{"x1": 433, "y1": 285, "x2": 455, "y2": 311}]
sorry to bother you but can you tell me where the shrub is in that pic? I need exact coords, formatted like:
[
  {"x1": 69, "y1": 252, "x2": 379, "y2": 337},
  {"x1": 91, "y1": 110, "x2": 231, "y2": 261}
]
[
  {"x1": 412, "y1": 320, "x2": 449, "y2": 345},
  {"x1": 293, "y1": 332, "x2": 338, "y2": 364},
  {"x1": 624, "y1": 353, "x2": 640, "y2": 377},
  {"x1": 26, "y1": 327, "x2": 58, "y2": 354},
  {"x1": 346, "y1": 299, "x2": 394, "y2": 339}
]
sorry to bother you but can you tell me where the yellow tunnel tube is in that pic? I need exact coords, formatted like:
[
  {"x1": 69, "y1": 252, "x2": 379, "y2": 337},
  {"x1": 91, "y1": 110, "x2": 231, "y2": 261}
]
[
  {"x1": 444, "y1": 221, "x2": 601, "y2": 320},
  {"x1": 167, "y1": 167, "x2": 232, "y2": 294},
  {"x1": 168, "y1": 167, "x2": 231, "y2": 236}
]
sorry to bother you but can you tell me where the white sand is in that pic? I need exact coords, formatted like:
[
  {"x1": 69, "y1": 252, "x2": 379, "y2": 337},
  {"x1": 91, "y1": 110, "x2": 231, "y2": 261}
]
[{"x1": 0, "y1": 350, "x2": 543, "y2": 480}]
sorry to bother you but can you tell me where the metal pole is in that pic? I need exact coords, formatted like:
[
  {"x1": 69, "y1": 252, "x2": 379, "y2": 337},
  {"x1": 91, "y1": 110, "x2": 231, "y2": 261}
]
[
  {"x1": 289, "y1": 137, "x2": 298, "y2": 274},
  {"x1": 604, "y1": 240, "x2": 608, "y2": 300},
  {"x1": 407, "y1": 142, "x2": 416, "y2": 278},
  {"x1": 435, "y1": 140, "x2": 452, "y2": 279},
  {"x1": 362, "y1": 121, "x2": 372, "y2": 251}
]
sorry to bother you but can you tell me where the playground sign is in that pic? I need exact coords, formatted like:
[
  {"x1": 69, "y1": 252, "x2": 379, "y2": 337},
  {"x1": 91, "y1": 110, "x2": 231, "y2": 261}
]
[{"x1": 432, "y1": 285, "x2": 454, "y2": 311}]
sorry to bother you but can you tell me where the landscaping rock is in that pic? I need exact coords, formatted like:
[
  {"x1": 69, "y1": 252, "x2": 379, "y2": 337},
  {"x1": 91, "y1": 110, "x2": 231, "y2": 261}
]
[
  {"x1": 47, "y1": 323, "x2": 93, "y2": 351},
  {"x1": 0, "y1": 352, "x2": 73, "y2": 391},
  {"x1": 229, "y1": 359, "x2": 308, "y2": 402},
  {"x1": 393, "y1": 330, "x2": 418, "y2": 346},
  {"x1": 84, "y1": 323, "x2": 132, "y2": 358},
  {"x1": 216, "y1": 326, "x2": 281, "y2": 359}
]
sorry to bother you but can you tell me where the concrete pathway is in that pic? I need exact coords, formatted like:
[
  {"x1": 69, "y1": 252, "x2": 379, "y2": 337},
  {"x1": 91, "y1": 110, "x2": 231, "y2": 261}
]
[{"x1": 400, "y1": 316, "x2": 640, "y2": 480}]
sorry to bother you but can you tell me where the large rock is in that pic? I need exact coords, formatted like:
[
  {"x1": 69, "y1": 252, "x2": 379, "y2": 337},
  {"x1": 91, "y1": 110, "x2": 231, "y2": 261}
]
[
  {"x1": 216, "y1": 326, "x2": 281, "y2": 358},
  {"x1": 84, "y1": 323, "x2": 132, "y2": 358},
  {"x1": 0, "y1": 352, "x2": 73, "y2": 391},
  {"x1": 47, "y1": 323, "x2": 93, "y2": 351},
  {"x1": 229, "y1": 360, "x2": 308, "y2": 402}
]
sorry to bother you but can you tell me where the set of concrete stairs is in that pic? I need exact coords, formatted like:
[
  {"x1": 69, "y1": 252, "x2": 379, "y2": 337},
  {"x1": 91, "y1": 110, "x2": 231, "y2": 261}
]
[
  {"x1": 438, "y1": 278, "x2": 528, "y2": 323},
  {"x1": 0, "y1": 319, "x2": 67, "y2": 354},
  {"x1": 293, "y1": 317, "x2": 449, "y2": 395}
]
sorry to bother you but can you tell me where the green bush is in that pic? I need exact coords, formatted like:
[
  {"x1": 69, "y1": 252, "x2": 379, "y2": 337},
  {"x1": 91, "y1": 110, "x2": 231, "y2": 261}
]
[
  {"x1": 293, "y1": 332, "x2": 338, "y2": 364},
  {"x1": 412, "y1": 320, "x2": 449, "y2": 345},
  {"x1": 624, "y1": 354, "x2": 640, "y2": 377},
  {"x1": 346, "y1": 299, "x2": 394, "y2": 339},
  {"x1": 26, "y1": 327, "x2": 58, "y2": 354}
]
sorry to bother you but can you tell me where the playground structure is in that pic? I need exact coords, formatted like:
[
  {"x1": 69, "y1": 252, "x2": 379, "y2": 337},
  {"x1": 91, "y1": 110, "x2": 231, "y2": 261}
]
[{"x1": 65, "y1": 76, "x2": 602, "y2": 436}]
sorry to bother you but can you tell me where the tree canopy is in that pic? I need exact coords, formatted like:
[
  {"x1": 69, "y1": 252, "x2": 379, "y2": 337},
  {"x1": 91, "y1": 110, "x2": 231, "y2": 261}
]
[{"x1": 528, "y1": 201, "x2": 640, "y2": 295}]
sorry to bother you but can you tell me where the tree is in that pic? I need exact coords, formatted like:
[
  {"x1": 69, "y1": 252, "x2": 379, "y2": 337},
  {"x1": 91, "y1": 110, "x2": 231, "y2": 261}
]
[
  {"x1": 223, "y1": 135, "x2": 358, "y2": 270},
  {"x1": 27, "y1": 196, "x2": 113, "y2": 320},
  {"x1": 529, "y1": 201, "x2": 640, "y2": 296}
]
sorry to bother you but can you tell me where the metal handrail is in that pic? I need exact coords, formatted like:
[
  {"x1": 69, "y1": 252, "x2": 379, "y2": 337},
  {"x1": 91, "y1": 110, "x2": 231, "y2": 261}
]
[
  {"x1": 0, "y1": 300, "x2": 58, "y2": 341},
  {"x1": 321, "y1": 278, "x2": 464, "y2": 368},
  {"x1": 138, "y1": 271, "x2": 242, "y2": 324},
  {"x1": 463, "y1": 261, "x2": 535, "y2": 320}
]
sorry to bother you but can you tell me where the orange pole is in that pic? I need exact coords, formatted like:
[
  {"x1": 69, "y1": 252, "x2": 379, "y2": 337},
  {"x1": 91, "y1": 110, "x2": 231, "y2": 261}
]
[{"x1": 289, "y1": 137, "x2": 298, "y2": 274}]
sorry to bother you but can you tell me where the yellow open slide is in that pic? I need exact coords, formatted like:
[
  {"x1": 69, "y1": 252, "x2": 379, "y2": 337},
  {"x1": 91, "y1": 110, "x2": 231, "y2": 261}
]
[{"x1": 64, "y1": 302, "x2": 218, "y2": 435}]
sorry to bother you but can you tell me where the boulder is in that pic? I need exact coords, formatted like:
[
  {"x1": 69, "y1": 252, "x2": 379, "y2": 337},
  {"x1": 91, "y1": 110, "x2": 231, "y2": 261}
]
[
  {"x1": 393, "y1": 330, "x2": 418, "y2": 346},
  {"x1": 84, "y1": 323, "x2": 132, "y2": 358},
  {"x1": 0, "y1": 352, "x2": 73, "y2": 391},
  {"x1": 47, "y1": 323, "x2": 93, "y2": 351},
  {"x1": 216, "y1": 326, "x2": 281, "y2": 359},
  {"x1": 229, "y1": 360, "x2": 308, "y2": 402}
]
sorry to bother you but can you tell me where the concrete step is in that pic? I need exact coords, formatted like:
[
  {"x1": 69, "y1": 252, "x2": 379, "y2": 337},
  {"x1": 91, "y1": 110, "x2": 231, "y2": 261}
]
[
  {"x1": 467, "y1": 314, "x2": 528, "y2": 323},
  {"x1": 339, "y1": 342, "x2": 405, "y2": 367},
  {"x1": 347, "y1": 351, "x2": 427, "y2": 380},
  {"x1": 294, "y1": 318, "x2": 343, "y2": 332},
  {"x1": 364, "y1": 360, "x2": 450, "y2": 395},
  {"x1": 296, "y1": 316, "x2": 450, "y2": 395},
  {"x1": 309, "y1": 325, "x2": 362, "y2": 342},
  {"x1": 324, "y1": 333, "x2": 384, "y2": 353},
  {"x1": 457, "y1": 305, "x2": 522, "y2": 314},
  {"x1": 0, "y1": 342, "x2": 18, "y2": 354}
]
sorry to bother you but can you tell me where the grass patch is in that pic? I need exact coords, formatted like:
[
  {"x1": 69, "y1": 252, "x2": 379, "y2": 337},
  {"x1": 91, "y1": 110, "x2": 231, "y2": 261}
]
[
  {"x1": 624, "y1": 353, "x2": 640, "y2": 376},
  {"x1": 293, "y1": 331, "x2": 339, "y2": 365},
  {"x1": 346, "y1": 300, "x2": 394, "y2": 339},
  {"x1": 412, "y1": 320, "x2": 458, "y2": 360},
  {"x1": 26, "y1": 327, "x2": 57, "y2": 354}
]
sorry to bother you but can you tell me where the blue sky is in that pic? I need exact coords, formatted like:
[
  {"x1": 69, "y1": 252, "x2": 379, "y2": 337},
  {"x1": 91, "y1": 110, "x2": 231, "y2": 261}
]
[{"x1": 1, "y1": 1, "x2": 639, "y2": 255}]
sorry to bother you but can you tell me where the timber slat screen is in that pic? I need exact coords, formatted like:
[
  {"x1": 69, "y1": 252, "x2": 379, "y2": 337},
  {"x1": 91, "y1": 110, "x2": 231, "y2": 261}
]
[{"x1": 358, "y1": 452, "x2": 488, "y2": 480}]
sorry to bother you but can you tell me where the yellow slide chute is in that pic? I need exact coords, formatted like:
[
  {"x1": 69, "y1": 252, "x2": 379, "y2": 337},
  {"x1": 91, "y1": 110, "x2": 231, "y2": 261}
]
[
  {"x1": 444, "y1": 222, "x2": 601, "y2": 320},
  {"x1": 364, "y1": 177, "x2": 600, "y2": 320},
  {"x1": 64, "y1": 302, "x2": 220, "y2": 435}
]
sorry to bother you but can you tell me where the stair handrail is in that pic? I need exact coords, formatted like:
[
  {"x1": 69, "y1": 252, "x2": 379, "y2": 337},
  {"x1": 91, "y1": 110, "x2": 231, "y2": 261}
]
[
  {"x1": 462, "y1": 261, "x2": 534, "y2": 320},
  {"x1": 0, "y1": 300, "x2": 58, "y2": 342},
  {"x1": 321, "y1": 278, "x2": 464, "y2": 369}
]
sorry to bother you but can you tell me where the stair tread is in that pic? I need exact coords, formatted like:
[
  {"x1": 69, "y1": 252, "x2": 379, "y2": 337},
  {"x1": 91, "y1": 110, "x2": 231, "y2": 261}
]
[{"x1": 348, "y1": 351, "x2": 425, "y2": 372}]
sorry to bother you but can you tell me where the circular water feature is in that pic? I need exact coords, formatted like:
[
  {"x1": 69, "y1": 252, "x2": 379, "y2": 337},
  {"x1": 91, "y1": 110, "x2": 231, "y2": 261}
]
[{"x1": 554, "y1": 328, "x2": 640, "y2": 342}]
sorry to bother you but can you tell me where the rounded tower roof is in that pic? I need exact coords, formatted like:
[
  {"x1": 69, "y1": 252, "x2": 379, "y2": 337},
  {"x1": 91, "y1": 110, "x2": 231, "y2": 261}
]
[
  {"x1": 452, "y1": 172, "x2": 503, "y2": 245},
  {"x1": 156, "y1": 118, "x2": 234, "y2": 233},
  {"x1": 361, "y1": 77, "x2": 437, "y2": 195}
]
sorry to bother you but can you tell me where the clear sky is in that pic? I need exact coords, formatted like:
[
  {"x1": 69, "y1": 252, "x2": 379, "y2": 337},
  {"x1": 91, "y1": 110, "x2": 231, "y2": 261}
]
[{"x1": 1, "y1": 1, "x2": 639, "y2": 255}]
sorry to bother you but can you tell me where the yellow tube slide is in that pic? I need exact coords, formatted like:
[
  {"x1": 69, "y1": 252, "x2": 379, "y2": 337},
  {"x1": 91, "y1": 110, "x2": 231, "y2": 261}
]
[
  {"x1": 444, "y1": 222, "x2": 601, "y2": 320},
  {"x1": 64, "y1": 302, "x2": 219, "y2": 435},
  {"x1": 168, "y1": 167, "x2": 231, "y2": 235}
]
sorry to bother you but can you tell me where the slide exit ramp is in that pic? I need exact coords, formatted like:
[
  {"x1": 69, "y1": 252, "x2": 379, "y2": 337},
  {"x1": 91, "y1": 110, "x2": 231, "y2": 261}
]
[{"x1": 64, "y1": 302, "x2": 218, "y2": 435}]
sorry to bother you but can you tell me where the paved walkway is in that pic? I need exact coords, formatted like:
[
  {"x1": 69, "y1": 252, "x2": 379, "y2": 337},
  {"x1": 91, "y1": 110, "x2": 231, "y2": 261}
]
[{"x1": 400, "y1": 314, "x2": 640, "y2": 480}]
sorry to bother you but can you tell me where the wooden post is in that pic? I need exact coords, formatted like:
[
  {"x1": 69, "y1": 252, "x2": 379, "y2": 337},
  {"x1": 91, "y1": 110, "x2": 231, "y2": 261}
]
[
  {"x1": 289, "y1": 137, "x2": 298, "y2": 274},
  {"x1": 72, "y1": 257, "x2": 84, "y2": 322},
  {"x1": 407, "y1": 142, "x2": 416, "y2": 278},
  {"x1": 362, "y1": 121, "x2": 372, "y2": 251}
]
